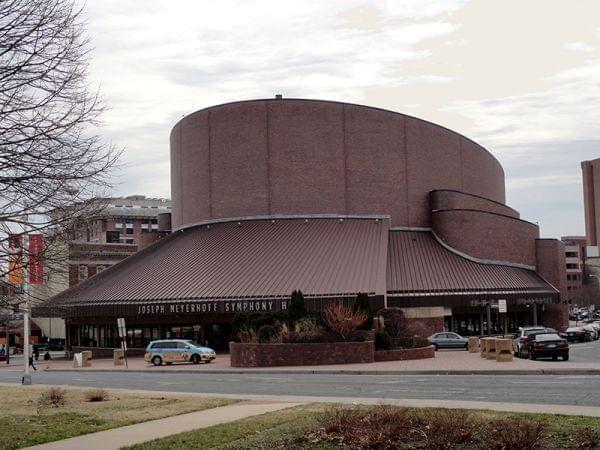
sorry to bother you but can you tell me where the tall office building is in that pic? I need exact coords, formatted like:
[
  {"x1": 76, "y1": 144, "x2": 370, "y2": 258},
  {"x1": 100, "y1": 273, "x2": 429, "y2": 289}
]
[{"x1": 582, "y1": 158, "x2": 600, "y2": 246}]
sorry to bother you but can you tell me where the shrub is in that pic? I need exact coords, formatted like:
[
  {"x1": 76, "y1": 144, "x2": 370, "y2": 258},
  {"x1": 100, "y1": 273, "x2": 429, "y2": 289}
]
[
  {"x1": 232, "y1": 313, "x2": 250, "y2": 332},
  {"x1": 322, "y1": 302, "x2": 368, "y2": 341},
  {"x1": 237, "y1": 327, "x2": 259, "y2": 343},
  {"x1": 271, "y1": 311, "x2": 289, "y2": 325},
  {"x1": 85, "y1": 389, "x2": 108, "y2": 402},
  {"x1": 282, "y1": 318, "x2": 326, "y2": 343},
  {"x1": 394, "y1": 336, "x2": 430, "y2": 349},
  {"x1": 44, "y1": 387, "x2": 65, "y2": 408},
  {"x1": 289, "y1": 290, "x2": 307, "y2": 323},
  {"x1": 375, "y1": 330, "x2": 392, "y2": 350},
  {"x1": 353, "y1": 293, "x2": 373, "y2": 330},
  {"x1": 257, "y1": 325, "x2": 278, "y2": 343},
  {"x1": 378, "y1": 308, "x2": 405, "y2": 338},
  {"x1": 488, "y1": 418, "x2": 545, "y2": 450}
]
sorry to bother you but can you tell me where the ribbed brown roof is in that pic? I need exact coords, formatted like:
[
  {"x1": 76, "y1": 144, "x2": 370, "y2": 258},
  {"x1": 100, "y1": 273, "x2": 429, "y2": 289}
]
[
  {"x1": 51, "y1": 217, "x2": 390, "y2": 306},
  {"x1": 387, "y1": 230, "x2": 557, "y2": 296}
]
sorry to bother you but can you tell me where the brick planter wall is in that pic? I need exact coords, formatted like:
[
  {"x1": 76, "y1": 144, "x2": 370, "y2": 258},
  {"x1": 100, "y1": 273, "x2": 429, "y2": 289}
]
[
  {"x1": 374, "y1": 345, "x2": 435, "y2": 362},
  {"x1": 72, "y1": 346, "x2": 145, "y2": 358},
  {"x1": 230, "y1": 341, "x2": 374, "y2": 367}
]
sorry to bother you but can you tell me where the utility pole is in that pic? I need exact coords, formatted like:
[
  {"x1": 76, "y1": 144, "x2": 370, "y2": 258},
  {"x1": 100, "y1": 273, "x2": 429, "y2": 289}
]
[{"x1": 22, "y1": 215, "x2": 32, "y2": 385}]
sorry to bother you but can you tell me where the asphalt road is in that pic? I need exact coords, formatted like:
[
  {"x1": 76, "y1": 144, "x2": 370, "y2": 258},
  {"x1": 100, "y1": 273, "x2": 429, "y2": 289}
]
[{"x1": 1, "y1": 370, "x2": 600, "y2": 407}]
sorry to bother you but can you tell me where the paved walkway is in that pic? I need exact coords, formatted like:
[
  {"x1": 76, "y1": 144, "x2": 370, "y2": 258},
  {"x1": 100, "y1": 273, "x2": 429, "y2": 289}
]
[
  {"x1": 3, "y1": 349, "x2": 600, "y2": 375},
  {"x1": 24, "y1": 399, "x2": 303, "y2": 450}
]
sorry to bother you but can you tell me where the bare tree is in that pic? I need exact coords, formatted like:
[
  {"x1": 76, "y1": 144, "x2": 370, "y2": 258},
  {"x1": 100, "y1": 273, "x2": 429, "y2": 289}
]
[
  {"x1": 571, "y1": 284, "x2": 600, "y2": 308},
  {"x1": 0, "y1": 0, "x2": 120, "y2": 307},
  {"x1": 322, "y1": 303, "x2": 368, "y2": 342}
]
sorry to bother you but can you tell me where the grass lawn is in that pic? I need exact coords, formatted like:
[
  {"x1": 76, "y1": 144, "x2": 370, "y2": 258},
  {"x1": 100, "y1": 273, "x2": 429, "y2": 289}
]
[
  {"x1": 128, "y1": 404, "x2": 600, "y2": 449},
  {"x1": 0, "y1": 386, "x2": 236, "y2": 450}
]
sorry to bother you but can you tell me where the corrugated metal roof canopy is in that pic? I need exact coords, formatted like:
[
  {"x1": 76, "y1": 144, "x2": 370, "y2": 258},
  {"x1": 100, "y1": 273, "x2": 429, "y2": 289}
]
[
  {"x1": 51, "y1": 217, "x2": 390, "y2": 306},
  {"x1": 387, "y1": 230, "x2": 557, "y2": 296}
]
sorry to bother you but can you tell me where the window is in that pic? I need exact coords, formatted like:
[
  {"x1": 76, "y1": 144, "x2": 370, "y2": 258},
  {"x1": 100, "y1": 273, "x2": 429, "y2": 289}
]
[
  {"x1": 126, "y1": 239, "x2": 134, "y2": 244},
  {"x1": 126, "y1": 228, "x2": 133, "y2": 235},
  {"x1": 78, "y1": 265, "x2": 88, "y2": 281},
  {"x1": 566, "y1": 263, "x2": 578, "y2": 269},
  {"x1": 566, "y1": 252, "x2": 578, "y2": 258},
  {"x1": 106, "y1": 230, "x2": 120, "y2": 243},
  {"x1": 151, "y1": 219, "x2": 158, "y2": 225}
]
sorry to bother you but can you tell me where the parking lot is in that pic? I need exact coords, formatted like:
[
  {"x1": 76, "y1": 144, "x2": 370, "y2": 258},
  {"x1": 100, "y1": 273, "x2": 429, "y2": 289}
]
[{"x1": 568, "y1": 338, "x2": 600, "y2": 362}]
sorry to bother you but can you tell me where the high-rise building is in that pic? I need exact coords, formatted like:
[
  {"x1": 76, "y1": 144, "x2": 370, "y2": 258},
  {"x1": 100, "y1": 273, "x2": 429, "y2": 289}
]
[{"x1": 581, "y1": 158, "x2": 600, "y2": 246}]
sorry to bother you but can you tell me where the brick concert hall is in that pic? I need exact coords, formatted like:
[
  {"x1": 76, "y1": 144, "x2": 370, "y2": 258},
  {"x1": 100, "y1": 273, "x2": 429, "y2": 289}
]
[{"x1": 36, "y1": 98, "x2": 568, "y2": 354}]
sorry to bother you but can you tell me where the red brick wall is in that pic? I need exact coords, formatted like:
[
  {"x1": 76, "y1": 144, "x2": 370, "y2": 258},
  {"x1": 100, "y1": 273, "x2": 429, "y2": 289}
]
[
  {"x1": 542, "y1": 304, "x2": 569, "y2": 332},
  {"x1": 536, "y1": 239, "x2": 568, "y2": 301},
  {"x1": 229, "y1": 341, "x2": 374, "y2": 367},
  {"x1": 430, "y1": 190, "x2": 519, "y2": 218},
  {"x1": 374, "y1": 345, "x2": 435, "y2": 362},
  {"x1": 170, "y1": 99, "x2": 506, "y2": 229},
  {"x1": 432, "y1": 209, "x2": 539, "y2": 266}
]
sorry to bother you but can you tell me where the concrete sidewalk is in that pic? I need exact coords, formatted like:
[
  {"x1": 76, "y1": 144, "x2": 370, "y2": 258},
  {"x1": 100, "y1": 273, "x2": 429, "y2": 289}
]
[
  {"x1": 24, "y1": 399, "x2": 303, "y2": 450},
  {"x1": 4, "y1": 350, "x2": 600, "y2": 375}
]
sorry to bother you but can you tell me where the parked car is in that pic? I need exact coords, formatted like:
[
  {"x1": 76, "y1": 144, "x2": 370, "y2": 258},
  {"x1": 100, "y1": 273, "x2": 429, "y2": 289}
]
[
  {"x1": 582, "y1": 325, "x2": 599, "y2": 340},
  {"x1": 427, "y1": 332, "x2": 469, "y2": 350},
  {"x1": 590, "y1": 321, "x2": 600, "y2": 333},
  {"x1": 513, "y1": 326, "x2": 550, "y2": 358},
  {"x1": 144, "y1": 339, "x2": 216, "y2": 366},
  {"x1": 520, "y1": 332, "x2": 569, "y2": 361},
  {"x1": 565, "y1": 327, "x2": 591, "y2": 343}
]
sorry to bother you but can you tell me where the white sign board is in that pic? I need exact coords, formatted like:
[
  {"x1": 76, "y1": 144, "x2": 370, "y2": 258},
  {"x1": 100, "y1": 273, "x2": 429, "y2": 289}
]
[
  {"x1": 498, "y1": 299, "x2": 507, "y2": 313},
  {"x1": 117, "y1": 318, "x2": 126, "y2": 338},
  {"x1": 72, "y1": 352, "x2": 82, "y2": 368}
]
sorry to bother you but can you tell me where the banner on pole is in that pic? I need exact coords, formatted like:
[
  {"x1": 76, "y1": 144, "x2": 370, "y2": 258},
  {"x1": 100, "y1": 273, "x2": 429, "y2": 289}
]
[
  {"x1": 8, "y1": 234, "x2": 23, "y2": 286},
  {"x1": 28, "y1": 234, "x2": 44, "y2": 284}
]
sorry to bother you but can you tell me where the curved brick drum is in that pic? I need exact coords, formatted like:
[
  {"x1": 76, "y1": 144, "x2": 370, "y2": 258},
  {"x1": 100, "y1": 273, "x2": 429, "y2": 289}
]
[{"x1": 170, "y1": 99, "x2": 505, "y2": 230}]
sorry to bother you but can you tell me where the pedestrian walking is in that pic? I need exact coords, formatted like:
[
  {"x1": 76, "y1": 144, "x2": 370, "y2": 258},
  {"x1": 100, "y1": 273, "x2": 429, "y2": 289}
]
[{"x1": 28, "y1": 345, "x2": 37, "y2": 371}]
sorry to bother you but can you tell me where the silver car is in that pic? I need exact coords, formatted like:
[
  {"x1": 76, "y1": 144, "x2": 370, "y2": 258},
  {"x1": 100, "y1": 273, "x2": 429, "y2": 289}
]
[{"x1": 427, "y1": 332, "x2": 469, "y2": 350}]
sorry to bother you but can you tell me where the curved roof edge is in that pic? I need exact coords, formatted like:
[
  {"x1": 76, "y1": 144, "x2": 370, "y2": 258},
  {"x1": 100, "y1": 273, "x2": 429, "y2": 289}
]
[
  {"x1": 429, "y1": 189, "x2": 518, "y2": 215},
  {"x1": 171, "y1": 97, "x2": 503, "y2": 174},
  {"x1": 174, "y1": 213, "x2": 391, "y2": 232},
  {"x1": 389, "y1": 227, "x2": 537, "y2": 271},
  {"x1": 431, "y1": 208, "x2": 539, "y2": 229}
]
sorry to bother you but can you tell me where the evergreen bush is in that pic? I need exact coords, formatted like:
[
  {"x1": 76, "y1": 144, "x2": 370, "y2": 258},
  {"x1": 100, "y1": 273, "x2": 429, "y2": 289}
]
[{"x1": 375, "y1": 330, "x2": 392, "y2": 351}]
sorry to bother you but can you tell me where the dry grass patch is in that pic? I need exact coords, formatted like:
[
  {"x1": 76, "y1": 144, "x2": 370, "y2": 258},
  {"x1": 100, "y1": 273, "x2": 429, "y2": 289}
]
[{"x1": 0, "y1": 386, "x2": 235, "y2": 450}]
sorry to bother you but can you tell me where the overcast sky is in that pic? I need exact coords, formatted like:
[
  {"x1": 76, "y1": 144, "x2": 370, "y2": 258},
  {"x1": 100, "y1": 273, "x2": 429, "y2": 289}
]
[{"x1": 82, "y1": 0, "x2": 600, "y2": 239}]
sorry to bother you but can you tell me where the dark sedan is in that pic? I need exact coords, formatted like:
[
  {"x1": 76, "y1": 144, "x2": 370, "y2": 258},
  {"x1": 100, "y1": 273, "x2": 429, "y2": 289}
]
[
  {"x1": 427, "y1": 332, "x2": 469, "y2": 350},
  {"x1": 521, "y1": 333, "x2": 569, "y2": 361}
]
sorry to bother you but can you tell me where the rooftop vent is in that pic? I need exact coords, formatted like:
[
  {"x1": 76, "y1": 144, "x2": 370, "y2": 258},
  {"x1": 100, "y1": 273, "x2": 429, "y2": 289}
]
[{"x1": 275, "y1": 94, "x2": 283, "y2": 99}]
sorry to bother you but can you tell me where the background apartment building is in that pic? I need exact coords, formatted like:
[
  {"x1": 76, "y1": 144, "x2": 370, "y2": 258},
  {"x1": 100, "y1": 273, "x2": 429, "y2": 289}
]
[
  {"x1": 29, "y1": 195, "x2": 171, "y2": 341},
  {"x1": 561, "y1": 236, "x2": 586, "y2": 295}
]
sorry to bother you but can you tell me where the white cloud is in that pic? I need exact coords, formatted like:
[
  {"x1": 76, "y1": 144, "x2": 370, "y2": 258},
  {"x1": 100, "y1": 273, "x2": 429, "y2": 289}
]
[{"x1": 563, "y1": 42, "x2": 595, "y2": 52}]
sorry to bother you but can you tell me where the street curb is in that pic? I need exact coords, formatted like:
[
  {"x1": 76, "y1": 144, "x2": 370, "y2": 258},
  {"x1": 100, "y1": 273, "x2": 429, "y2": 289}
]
[{"x1": 40, "y1": 368, "x2": 600, "y2": 376}]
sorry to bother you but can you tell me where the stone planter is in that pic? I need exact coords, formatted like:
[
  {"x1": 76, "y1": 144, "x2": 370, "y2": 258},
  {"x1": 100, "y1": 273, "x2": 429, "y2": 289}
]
[
  {"x1": 374, "y1": 345, "x2": 435, "y2": 362},
  {"x1": 230, "y1": 341, "x2": 374, "y2": 367}
]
